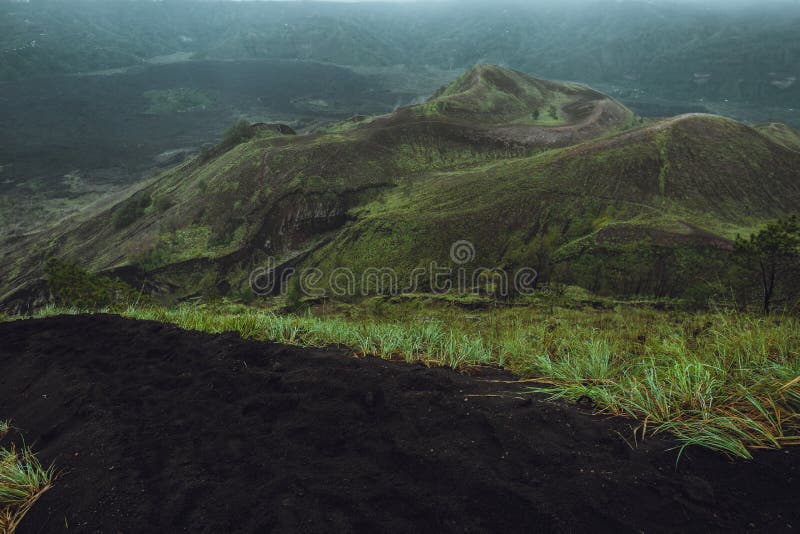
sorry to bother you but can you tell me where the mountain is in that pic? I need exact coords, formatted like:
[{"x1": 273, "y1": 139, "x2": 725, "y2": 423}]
[
  {"x1": 2, "y1": 1, "x2": 800, "y2": 110},
  {"x1": 2, "y1": 65, "x2": 800, "y2": 309},
  {"x1": 304, "y1": 113, "x2": 800, "y2": 298}
]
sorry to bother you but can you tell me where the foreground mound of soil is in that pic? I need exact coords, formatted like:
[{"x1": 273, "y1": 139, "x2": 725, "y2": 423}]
[{"x1": 1, "y1": 315, "x2": 797, "y2": 533}]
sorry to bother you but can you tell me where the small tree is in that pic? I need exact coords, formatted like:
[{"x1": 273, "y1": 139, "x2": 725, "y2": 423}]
[
  {"x1": 222, "y1": 118, "x2": 253, "y2": 148},
  {"x1": 198, "y1": 143, "x2": 215, "y2": 162},
  {"x1": 734, "y1": 215, "x2": 800, "y2": 314},
  {"x1": 112, "y1": 192, "x2": 152, "y2": 229}
]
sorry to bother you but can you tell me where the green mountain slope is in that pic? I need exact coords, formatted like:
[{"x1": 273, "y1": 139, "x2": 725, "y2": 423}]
[
  {"x1": 755, "y1": 123, "x2": 800, "y2": 152},
  {"x1": 422, "y1": 65, "x2": 620, "y2": 126},
  {"x1": 2, "y1": 66, "x2": 799, "y2": 308},
  {"x1": 309, "y1": 113, "x2": 800, "y2": 297}
]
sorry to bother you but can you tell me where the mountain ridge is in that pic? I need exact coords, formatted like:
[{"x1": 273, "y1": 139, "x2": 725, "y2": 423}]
[{"x1": 2, "y1": 65, "x2": 799, "y2": 309}]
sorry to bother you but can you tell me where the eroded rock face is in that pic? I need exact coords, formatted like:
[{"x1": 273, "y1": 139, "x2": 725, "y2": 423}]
[
  {"x1": 256, "y1": 185, "x2": 389, "y2": 254},
  {"x1": 277, "y1": 196, "x2": 346, "y2": 236}
]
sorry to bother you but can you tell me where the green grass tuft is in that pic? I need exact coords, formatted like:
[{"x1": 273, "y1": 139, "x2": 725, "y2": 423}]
[{"x1": 0, "y1": 436, "x2": 56, "y2": 534}]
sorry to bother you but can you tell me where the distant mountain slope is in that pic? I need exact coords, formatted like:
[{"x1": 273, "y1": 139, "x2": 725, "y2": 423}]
[
  {"x1": 756, "y1": 123, "x2": 800, "y2": 152},
  {"x1": 2, "y1": 1, "x2": 799, "y2": 109},
  {"x1": 2, "y1": 66, "x2": 799, "y2": 308},
  {"x1": 425, "y1": 65, "x2": 611, "y2": 124}
]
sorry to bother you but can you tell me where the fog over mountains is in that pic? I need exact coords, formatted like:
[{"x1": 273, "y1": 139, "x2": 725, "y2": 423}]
[{"x1": 2, "y1": 0, "x2": 799, "y2": 113}]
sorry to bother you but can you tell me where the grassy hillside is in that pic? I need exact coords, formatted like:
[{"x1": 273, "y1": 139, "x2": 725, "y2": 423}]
[
  {"x1": 306, "y1": 114, "x2": 800, "y2": 298},
  {"x1": 756, "y1": 123, "x2": 800, "y2": 152},
  {"x1": 2, "y1": 66, "x2": 799, "y2": 309},
  {"x1": 420, "y1": 65, "x2": 610, "y2": 126},
  {"x1": 2, "y1": 64, "x2": 800, "y2": 462}
]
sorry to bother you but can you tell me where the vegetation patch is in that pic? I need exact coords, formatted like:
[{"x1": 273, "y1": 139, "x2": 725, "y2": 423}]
[
  {"x1": 0, "y1": 426, "x2": 55, "y2": 534},
  {"x1": 112, "y1": 192, "x2": 152, "y2": 230},
  {"x1": 222, "y1": 119, "x2": 257, "y2": 148},
  {"x1": 44, "y1": 260, "x2": 141, "y2": 309},
  {"x1": 143, "y1": 88, "x2": 214, "y2": 114},
  {"x1": 24, "y1": 301, "x2": 800, "y2": 458}
]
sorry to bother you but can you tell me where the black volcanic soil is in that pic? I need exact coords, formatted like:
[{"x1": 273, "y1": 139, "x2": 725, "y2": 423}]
[{"x1": 0, "y1": 315, "x2": 798, "y2": 533}]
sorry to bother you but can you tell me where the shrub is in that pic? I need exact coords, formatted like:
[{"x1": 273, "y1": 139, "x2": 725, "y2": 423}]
[
  {"x1": 222, "y1": 119, "x2": 254, "y2": 148},
  {"x1": 198, "y1": 144, "x2": 215, "y2": 162},
  {"x1": 153, "y1": 195, "x2": 174, "y2": 212},
  {"x1": 44, "y1": 259, "x2": 141, "y2": 309},
  {"x1": 112, "y1": 192, "x2": 152, "y2": 229}
]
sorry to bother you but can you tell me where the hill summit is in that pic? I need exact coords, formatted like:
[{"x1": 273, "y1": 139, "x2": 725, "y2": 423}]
[
  {"x1": 424, "y1": 64, "x2": 621, "y2": 126},
  {"x1": 391, "y1": 64, "x2": 637, "y2": 151}
]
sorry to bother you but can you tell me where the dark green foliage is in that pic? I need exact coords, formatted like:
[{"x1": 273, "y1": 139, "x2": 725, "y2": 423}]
[
  {"x1": 153, "y1": 196, "x2": 174, "y2": 212},
  {"x1": 560, "y1": 241, "x2": 721, "y2": 301},
  {"x1": 112, "y1": 193, "x2": 152, "y2": 229},
  {"x1": 143, "y1": 88, "x2": 213, "y2": 114},
  {"x1": 222, "y1": 119, "x2": 254, "y2": 148},
  {"x1": 136, "y1": 244, "x2": 171, "y2": 272},
  {"x1": 198, "y1": 144, "x2": 215, "y2": 163},
  {"x1": 285, "y1": 274, "x2": 306, "y2": 312},
  {"x1": 44, "y1": 260, "x2": 140, "y2": 309},
  {"x1": 735, "y1": 215, "x2": 800, "y2": 314}
]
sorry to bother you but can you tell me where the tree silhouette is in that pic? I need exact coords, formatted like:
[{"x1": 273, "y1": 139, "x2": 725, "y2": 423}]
[{"x1": 735, "y1": 215, "x2": 800, "y2": 314}]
